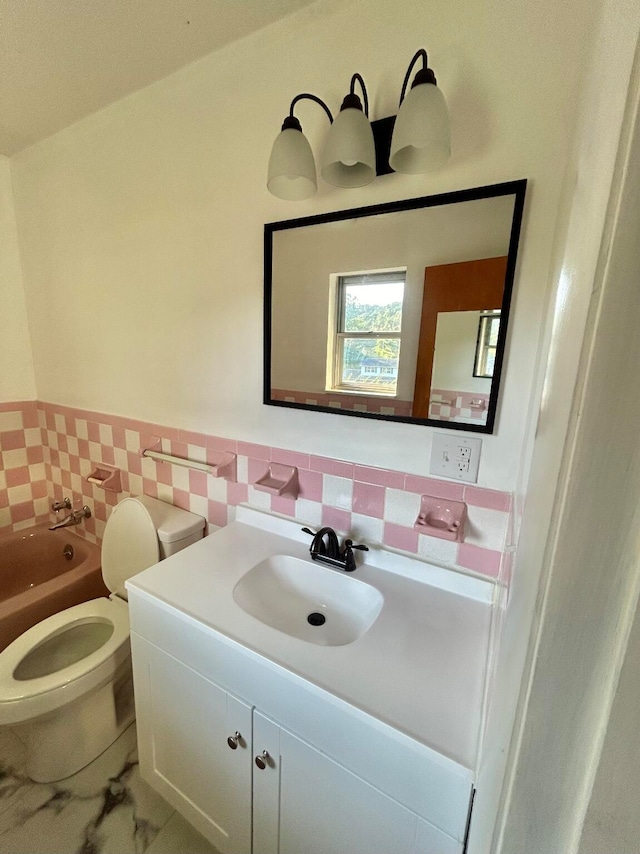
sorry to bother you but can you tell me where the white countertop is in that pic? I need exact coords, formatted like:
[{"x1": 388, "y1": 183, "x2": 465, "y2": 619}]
[{"x1": 126, "y1": 506, "x2": 494, "y2": 771}]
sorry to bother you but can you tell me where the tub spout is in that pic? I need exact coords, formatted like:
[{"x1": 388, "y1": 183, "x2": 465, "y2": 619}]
[{"x1": 49, "y1": 506, "x2": 92, "y2": 530}]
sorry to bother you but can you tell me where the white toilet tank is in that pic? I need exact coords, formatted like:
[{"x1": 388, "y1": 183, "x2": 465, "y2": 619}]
[
  {"x1": 135, "y1": 495, "x2": 205, "y2": 558},
  {"x1": 101, "y1": 495, "x2": 205, "y2": 599}
]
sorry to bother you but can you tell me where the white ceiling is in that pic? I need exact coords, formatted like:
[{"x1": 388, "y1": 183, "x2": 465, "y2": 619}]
[{"x1": 0, "y1": 0, "x2": 317, "y2": 156}]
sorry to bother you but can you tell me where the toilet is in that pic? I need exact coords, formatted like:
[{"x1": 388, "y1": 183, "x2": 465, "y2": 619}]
[{"x1": 0, "y1": 495, "x2": 204, "y2": 783}]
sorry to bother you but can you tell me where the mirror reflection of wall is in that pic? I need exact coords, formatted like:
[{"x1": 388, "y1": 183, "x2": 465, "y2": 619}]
[
  {"x1": 429, "y1": 310, "x2": 500, "y2": 424},
  {"x1": 266, "y1": 181, "x2": 526, "y2": 432}
]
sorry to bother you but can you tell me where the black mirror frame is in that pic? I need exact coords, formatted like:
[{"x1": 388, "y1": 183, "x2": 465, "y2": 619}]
[{"x1": 264, "y1": 179, "x2": 527, "y2": 433}]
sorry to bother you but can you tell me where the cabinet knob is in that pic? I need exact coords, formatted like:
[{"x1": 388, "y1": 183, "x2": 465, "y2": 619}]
[
  {"x1": 227, "y1": 732, "x2": 243, "y2": 750},
  {"x1": 255, "y1": 750, "x2": 270, "y2": 770}
]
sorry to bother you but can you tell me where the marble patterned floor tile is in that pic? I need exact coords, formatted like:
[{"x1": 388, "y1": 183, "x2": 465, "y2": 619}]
[
  {"x1": 0, "y1": 722, "x2": 174, "y2": 854},
  {"x1": 0, "y1": 728, "x2": 34, "y2": 818},
  {"x1": 145, "y1": 811, "x2": 221, "y2": 854}
]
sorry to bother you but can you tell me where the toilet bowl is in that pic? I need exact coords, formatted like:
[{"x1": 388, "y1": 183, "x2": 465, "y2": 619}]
[{"x1": 0, "y1": 495, "x2": 204, "y2": 782}]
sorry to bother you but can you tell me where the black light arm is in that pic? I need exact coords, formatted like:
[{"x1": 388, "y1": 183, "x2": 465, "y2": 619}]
[
  {"x1": 281, "y1": 93, "x2": 334, "y2": 131},
  {"x1": 346, "y1": 73, "x2": 369, "y2": 116},
  {"x1": 398, "y1": 48, "x2": 437, "y2": 106}
]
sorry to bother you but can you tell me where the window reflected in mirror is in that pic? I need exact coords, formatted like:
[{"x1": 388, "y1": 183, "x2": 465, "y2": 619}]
[
  {"x1": 332, "y1": 271, "x2": 405, "y2": 397},
  {"x1": 474, "y1": 311, "x2": 501, "y2": 379}
]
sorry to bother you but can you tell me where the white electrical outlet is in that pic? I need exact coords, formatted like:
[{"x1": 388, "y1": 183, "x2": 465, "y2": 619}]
[{"x1": 430, "y1": 433, "x2": 482, "y2": 483}]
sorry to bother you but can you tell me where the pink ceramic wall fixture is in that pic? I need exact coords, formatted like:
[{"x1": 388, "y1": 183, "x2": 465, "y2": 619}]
[
  {"x1": 414, "y1": 495, "x2": 467, "y2": 542},
  {"x1": 254, "y1": 464, "x2": 299, "y2": 499},
  {"x1": 86, "y1": 465, "x2": 122, "y2": 492},
  {"x1": 206, "y1": 452, "x2": 237, "y2": 481},
  {"x1": 140, "y1": 438, "x2": 237, "y2": 481}
]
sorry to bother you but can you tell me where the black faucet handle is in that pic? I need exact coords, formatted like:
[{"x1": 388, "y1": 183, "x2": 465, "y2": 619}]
[
  {"x1": 342, "y1": 539, "x2": 369, "y2": 571},
  {"x1": 343, "y1": 539, "x2": 369, "y2": 552},
  {"x1": 301, "y1": 527, "x2": 316, "y2": 538}
]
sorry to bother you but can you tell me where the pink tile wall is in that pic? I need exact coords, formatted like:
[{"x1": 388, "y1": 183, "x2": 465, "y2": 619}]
[
  {"x1": 0, "y1": 401, "x2": 49, "y2": 533},
  {"x1": 428, "y1": 390, "x2": 490, "y2": 423},
  {"x1": 3, "y1": 400, "x2": 513, "y2": 582},
  {"x1": 271, "y1": 389, "x2": 413, "y2": 418}
]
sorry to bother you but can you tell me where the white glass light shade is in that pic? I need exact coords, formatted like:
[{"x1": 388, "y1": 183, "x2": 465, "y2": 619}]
[
  {"x1": 267, "y1": 127, "x2": 317, "y2": 201},
  {"x1": 389, "y1": 83, "x2": 450, "y2": 173},
  {"x1": 320, "y1": 108, "x2": 376, "y2": 188}
]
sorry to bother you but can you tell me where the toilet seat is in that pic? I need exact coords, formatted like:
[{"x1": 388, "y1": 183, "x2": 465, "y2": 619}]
[
  {"x1": 0, "y1": 597, "x2": 129, "y2": 726},
  {"x1": 101, "y1": 498, "x2": 160, "y2": 598}
]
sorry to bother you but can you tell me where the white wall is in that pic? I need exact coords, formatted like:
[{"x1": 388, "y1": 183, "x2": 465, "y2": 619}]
[
  {"x1": 10, "y1": 0, "x2": 599, "y2": 491},
  {"x1": 500, "y1": 59, "x2": 640, "y2": 850},
  {"x1": 469, "y1": 0, "x2": 640, "y2": 848},
  {"x1": 579, "y1": 592, "x2": 640, "y2": 854},
  {"x1": 432, "y1": 312, "x2": 493, "y2": 394},
  {"x1": 0, "y1": 157, "x2": 35, "y2": 402}
]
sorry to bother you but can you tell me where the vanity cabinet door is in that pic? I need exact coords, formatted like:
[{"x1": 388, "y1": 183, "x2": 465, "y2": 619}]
[
  {"x1": 131, "y1": 635, "x2": 252, "y2": 854},
  {"x1": 252, "y1": 711, "x2": 461, "y2": 854}
]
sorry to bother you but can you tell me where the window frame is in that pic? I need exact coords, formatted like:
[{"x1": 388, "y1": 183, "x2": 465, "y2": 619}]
[
  {"x1": 331, "y1": 270, "x2": 406, "y2": 396},
  {"x1": 473, "y1": 310, "x2": 501, "y2": 379}
]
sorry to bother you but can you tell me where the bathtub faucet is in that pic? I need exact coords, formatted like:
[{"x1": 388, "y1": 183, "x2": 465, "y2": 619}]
[
  {"x1": 49, "y1": 505, "x2": 92, "y2": 530},
  {"x1": 51, "y1": 498, "x2": 72, "y2": 512}
]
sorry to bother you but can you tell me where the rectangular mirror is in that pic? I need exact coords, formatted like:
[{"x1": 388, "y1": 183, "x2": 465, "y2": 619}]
[{"x1": 264, "y1": 180, "x2": 526, "y2": 432}]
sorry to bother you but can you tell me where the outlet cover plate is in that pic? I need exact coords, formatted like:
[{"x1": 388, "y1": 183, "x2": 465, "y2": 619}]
[{"x1": 430, "y1": 433, "x2": 482, "y2": 483}]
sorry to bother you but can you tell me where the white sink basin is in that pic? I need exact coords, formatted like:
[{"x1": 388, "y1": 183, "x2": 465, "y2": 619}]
[{"x1": 232, "y1": 555, "x2": 383, "y2": 646}]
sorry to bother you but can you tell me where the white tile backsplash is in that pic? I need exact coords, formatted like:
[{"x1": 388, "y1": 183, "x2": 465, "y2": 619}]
[
  {"x1": 465, "y1": 506, "x2": 509, "y2": 551},
  {"x1": 247, "y1": 486, "x2": 272, "y2": 510},
  {"x1": 236, "y1": 455, "x2": 249, "y2": 484},
  {"x1": 125, "y1": 429, "x2": 138, "y2": 452},
  {"x1": 99, "y1": 424, "x2": 113, "y2": 446},
  {"x1": 0, "y1": 411, "x2": 23, "y2": 431},
  {"x1": 322, "y1": 475, "x2": 353, "y2": 510},
  {"x1": 417, "y1": 534, "x2": 458, "y2": 566},
  {"x1": 350, "y1": 513, "x2": 384, "y2": 545},
  {"x1": 128, "y1": 474, "x2": 144, "y2": 496},
  {"x1": 2, "y1": 448, "x2": 28, "y2": 468},
  {"x1": 157, "y1": 483, "x2": 173, "y2": 503},
  {"x1": 187, "y1": 444, "x2": 207, "y2": 464},
  {"x1": 28, "y1": 463, "x2": 45, "y2": 481},
  {"x1": 188, "y1": 494, "x2": 208, "y2": 519},
  {"x1": 24, "y1": 427, "x2": 42, "y2": 447},
  {"x1": 207, "y1": 476, "x2": 228, "y2": 502},
  {"x1": 384, "y1": 488, "x2": 421, "y2": 526},
  {"x1": 171, "y1": 465, "x2": 190, "y2": 492},
  {"x1": 295, "y1": 498, "x2": 323, "y2": 528},
  {"x1": 8, "y1": 484, "x2": 33, "y2": 504}
]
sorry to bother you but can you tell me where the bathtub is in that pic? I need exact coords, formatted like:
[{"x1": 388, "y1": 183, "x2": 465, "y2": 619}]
[{"x1": 0, "y1": 526, "x2": 107, "y2": 652}]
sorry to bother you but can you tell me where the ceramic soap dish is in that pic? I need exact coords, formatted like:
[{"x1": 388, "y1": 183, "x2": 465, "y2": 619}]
[
  {"x1": 254, "y1": 464, "x2": 299, "y2": 499},
  {"x1": 414, "y1": 495, "x2": 467, "y2": 542}
]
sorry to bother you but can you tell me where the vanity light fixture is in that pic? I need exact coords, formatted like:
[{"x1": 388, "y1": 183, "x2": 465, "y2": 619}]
[
  {"x1": 267, "y1": 93, "x2": 333, "y2": 201},
  {"x1": 389, "y1": 48, "x2": 450, "y2": 173},
  {"x1": 267, "y1": 48, "x2": 450, "y2": 201},
  {"x1": 320, "y1": 73, "x2": 376, "y2": 189}
]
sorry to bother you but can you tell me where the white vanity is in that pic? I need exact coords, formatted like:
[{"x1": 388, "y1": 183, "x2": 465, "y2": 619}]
[{"x1": 126, "y1": 506, "x2": 494, "y2": 854}]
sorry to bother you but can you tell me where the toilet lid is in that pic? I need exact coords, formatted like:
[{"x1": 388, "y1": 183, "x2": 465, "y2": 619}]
[{"x1": 101, "y1": 498, "x2": 160, "y2": 598}]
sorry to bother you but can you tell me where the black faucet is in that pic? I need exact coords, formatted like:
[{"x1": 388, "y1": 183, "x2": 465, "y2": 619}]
[{"x1": 301, "y1": 527, "x2": 369, "y2": 572}]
